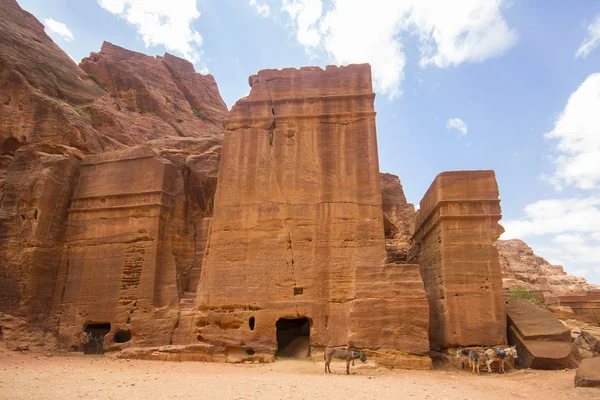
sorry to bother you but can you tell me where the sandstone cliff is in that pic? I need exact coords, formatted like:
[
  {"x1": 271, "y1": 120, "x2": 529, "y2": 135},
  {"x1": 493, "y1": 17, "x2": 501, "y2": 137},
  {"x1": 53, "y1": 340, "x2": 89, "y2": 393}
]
[
  {"x1": 380, "y1": 172, "x2": 416, "y2": 263},
  {"x1": 495, "y1": 239, "x2": 600, "y2": 323},
  {"x1": 496, "y1": 239, "x2": 600, "y2": 300},
  {"x1": 0, "y1": 0, "x2": 227, "y2": 350},
  {"x1": 1, "y1": 0, "x2": 515, "y2": 364},
  {"x1": 412, "y1": 171, "x2": 506, "y2": 349},
  {"x1": 194, "y1": 65, "x2": 431, "y2": 368}
]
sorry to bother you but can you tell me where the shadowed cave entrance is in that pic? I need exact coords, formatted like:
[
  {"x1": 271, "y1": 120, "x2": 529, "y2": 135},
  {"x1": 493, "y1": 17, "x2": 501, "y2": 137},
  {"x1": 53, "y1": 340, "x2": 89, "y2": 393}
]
[
  {"x1": 275, "y1": 317, "x2": 310, "y2": 359},
  {"x1": 82, "y1": 323, "x2": 111, "y2": 355}
]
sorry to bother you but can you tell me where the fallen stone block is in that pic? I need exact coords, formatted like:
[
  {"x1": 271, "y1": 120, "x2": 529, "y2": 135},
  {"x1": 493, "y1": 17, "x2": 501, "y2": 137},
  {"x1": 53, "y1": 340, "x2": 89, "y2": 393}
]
[{"x1": 575, "y1": 357, "x2": 600, "y2": 388}]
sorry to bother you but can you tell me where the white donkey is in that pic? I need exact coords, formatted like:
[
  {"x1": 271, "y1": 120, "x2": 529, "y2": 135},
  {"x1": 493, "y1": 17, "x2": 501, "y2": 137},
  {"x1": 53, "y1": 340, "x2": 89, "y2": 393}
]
[{"x1": 484, "y1": 346, "x2": 518, "y2": 373}]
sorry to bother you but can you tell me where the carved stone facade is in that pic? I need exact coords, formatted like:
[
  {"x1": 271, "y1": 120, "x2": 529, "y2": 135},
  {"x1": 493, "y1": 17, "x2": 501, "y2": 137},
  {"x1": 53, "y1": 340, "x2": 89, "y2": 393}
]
[
  {"x1": 194, "y1": 65, "x2": 431, "y2": 368},
  {"x1": 0, "y1": 0, "x2": 527, "y2": 368},
  {"x1": 412, "y1": 171, "x2": 506, "y2": 349}
]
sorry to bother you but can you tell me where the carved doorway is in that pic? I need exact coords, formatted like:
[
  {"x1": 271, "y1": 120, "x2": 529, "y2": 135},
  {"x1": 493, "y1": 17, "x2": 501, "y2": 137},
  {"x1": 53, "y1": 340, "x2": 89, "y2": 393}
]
[
  {"x1": 275, "y1": 317, "x2": 310, "y2": 358},
  {"x1": 82, "y1": 322, "x2": 111, "y2": 354}
]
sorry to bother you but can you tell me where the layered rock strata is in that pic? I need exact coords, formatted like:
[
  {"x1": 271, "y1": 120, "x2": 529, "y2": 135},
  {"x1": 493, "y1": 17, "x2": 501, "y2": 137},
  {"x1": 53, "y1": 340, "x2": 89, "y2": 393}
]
[
  {"x1": 496, "y1": 239, "x2": 600, "y2": 323},
  {"x1": 194, "y1": 65, "x2": 431, "y2": 368},
  {"x1": 412, "y1": 171, "x2": 506, "y2": 350},
  {"x1": 380, "y1": 173, "x2": 416, "y2": 263},
  {"x1": 0, "y1": 0, "x2": 227, "y2": 349},
  {"x1": 506, "y1": 299, "x2": 578, "y2": 369}
]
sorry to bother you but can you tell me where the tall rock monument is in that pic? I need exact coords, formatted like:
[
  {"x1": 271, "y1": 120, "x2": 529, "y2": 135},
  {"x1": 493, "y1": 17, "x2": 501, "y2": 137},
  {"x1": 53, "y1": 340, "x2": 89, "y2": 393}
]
[{"x1": 194, "y1": 65, "x2": 431, "y2": 368}]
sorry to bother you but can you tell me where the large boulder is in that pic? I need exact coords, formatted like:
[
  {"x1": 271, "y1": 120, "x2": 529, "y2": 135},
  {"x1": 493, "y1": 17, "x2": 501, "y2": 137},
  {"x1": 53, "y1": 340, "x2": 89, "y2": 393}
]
[
  {"x1": 506, "y1": 299, "x2": 578, "y2": 369},
  {"x1": 575, "y1": 357, "x2": 600, "y2": 388}
]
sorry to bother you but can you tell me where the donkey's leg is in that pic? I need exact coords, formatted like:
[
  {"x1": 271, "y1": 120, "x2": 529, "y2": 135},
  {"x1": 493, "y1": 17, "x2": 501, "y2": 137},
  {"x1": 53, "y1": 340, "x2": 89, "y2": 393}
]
[
  {"x1": 346, "y1": 360, "x2": 350, "y2": 375},
  {"x1": 500, "y1": 360, "x2": 504, "y2": 373},
  {"x1": 486, "y1": 359, "x2": 492, "y2": 373}
]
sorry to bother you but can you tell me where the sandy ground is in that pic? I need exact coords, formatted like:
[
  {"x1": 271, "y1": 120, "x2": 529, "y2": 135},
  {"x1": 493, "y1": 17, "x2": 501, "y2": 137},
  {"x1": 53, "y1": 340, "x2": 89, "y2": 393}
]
[{"x1": 0, "y1": 351, "x2": 598, "y2": 400}]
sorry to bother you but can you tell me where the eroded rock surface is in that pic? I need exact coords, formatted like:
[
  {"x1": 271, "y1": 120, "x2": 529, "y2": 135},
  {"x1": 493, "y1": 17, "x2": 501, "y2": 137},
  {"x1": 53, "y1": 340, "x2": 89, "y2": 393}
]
[
  {"x1": 575, "y1": 357, "x2": 600, "y2": 388},
  {"x1": 380, "y1": 173, "x2": 416, "y2": 263},
  {"x1": 412, "y1": 171, "x2": 506, "y2": 350},
  {"x1": 496, "y1": 239, "x2": 600, "y2": 323},
  {"x1": 1, "y1": 0, "x2": 515, "y2": 368},
  {"x1": 0, "y1": 0, "x2": 227, "y2": 349},
  {"x1": 195, "y1": 65, "x2": 431, "y2": 367},
  {"x1": 506, "y1": 299, "x2": 577, "y2": 369}
]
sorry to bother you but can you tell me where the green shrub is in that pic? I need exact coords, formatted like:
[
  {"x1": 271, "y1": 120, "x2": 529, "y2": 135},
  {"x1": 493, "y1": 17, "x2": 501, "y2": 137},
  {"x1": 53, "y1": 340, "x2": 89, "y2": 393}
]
[
  {"x1": 73, "y1": 106, "x2": 91, "y2": 121},
  {"x1": 87, "y1": 74, "x2": 106, "y2": 91},
  {"x1": 192, "y1": 107, "x2": 206, "y2": 120},
  {"x1": 508, "y1": 286, "x2": 546, "y2": 308}
]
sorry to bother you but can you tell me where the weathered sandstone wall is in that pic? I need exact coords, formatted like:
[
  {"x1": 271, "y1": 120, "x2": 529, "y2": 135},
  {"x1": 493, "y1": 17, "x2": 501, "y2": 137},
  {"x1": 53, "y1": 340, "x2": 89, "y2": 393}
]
[
  {"x1": 194, "y1": 65, "x2": 430, "y2": 366},
  {"x1": 52, "y1": 148, "x2": 179, "y2": 348},
  {"x1": 0, "y1": 0, "x2": 227, "y2": 349},
  {"x1": 380, "y1": 173, "x2": 416, "y2": 263},
  {"x1": 412, "y1": 171, "x2": 506, "y2": 350}
]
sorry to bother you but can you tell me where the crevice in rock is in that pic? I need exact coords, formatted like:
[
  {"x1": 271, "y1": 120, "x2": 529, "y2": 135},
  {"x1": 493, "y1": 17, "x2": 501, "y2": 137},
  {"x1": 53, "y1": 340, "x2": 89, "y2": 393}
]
[
  {"x1": 287, "y1": 231, "x2": 297, "y2": 288},
  {"x1": 268, "y1": 121, "x2": 275, "y2": 147},
  {"x1": 265, "y1": 80, "x2": 276, "y2": 148}
]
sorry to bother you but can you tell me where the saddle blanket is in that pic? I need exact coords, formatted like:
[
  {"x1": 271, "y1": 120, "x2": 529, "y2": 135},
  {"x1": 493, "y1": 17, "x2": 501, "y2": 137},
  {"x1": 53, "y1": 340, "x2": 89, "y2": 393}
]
[{"x1": 495, "y1": 348, "x2": 506, "y2": 358}]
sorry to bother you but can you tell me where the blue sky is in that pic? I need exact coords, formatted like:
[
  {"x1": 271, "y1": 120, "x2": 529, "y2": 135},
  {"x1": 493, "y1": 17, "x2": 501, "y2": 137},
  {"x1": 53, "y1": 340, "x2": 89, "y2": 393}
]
[{"x1": 18, "y1": 0, "x2": 600, "y2": 284}]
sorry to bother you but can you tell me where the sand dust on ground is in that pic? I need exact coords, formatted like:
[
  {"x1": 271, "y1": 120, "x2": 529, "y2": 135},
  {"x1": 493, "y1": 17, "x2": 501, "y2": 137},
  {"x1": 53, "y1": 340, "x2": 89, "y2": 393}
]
[{"x1": 0, "y1": 351, "x2": 598, "y2": 400}]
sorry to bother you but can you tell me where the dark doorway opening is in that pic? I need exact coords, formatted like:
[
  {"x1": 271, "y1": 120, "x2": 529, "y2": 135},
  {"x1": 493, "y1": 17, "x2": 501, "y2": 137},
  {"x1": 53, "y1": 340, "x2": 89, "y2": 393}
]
[
  {"x1": 275, "y1": 317, "x2": 310, "y2": 358},
  {"x1": 82, "y1": 323, "x2": 111, "y2": 354}
]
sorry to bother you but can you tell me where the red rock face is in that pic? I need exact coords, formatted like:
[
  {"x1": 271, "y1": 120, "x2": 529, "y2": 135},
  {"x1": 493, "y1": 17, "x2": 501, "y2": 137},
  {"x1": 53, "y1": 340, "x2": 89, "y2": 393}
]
[
  {"x1": 2, "y1": 0, "x2": 516, "y2": 365},
  {"x1": 195, "y1": 65, "x2": 430, "y2": 366},
  {"x1": 380, "y1": 173, "x2": 416, "y2": 263},
  {"x1": 506, "y1": 299, "x2": 578, "y2": 369},
  {"x1": 79, "y1": 42, "x2": 226, "y2": 144},
  {"x1": 412, "y1": 171, "x2": 506, "y2": 350},
  {"x1": 0, "y1": 0, "x2": 227, "y2": 347}
]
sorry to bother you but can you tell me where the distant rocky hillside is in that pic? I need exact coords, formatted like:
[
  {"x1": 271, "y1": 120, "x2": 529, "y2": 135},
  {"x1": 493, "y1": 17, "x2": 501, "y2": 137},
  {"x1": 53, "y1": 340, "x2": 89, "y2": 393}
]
[{"x1": 495, "y1": 239, "x2": 600, "y2": 302}]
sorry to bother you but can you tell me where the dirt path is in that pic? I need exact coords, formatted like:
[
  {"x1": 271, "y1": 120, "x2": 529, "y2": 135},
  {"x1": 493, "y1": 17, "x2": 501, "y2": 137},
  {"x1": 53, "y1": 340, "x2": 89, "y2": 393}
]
[{"x1": 0, "y1": 352, "x2": 598, "y2": 400}]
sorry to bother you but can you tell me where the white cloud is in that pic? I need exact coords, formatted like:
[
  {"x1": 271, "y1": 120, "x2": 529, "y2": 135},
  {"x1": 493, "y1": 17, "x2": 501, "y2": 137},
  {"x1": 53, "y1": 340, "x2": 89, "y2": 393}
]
[
  {"x1": 44, "y1": 18, "x2": 74, "y2": 42},
  {"x1": 576, "y1": 14, "x2": 600, "y2": 58},
  {"x1": 544, "y1": 73, "x2": 600, "y2": 190},
  {"x1": 97, "y1": 0, "x2": 204, "y2": 63},
  {"x1": 282, "y1": 0, "x2": 323, "y2": 49},
  {"x1": 407, "y1": 0, "x2": 517, "y2": 68},
  {"x1": 503, "y1": 73, "x2": 600, "y2": 286},
  {"x1": 281, "y1": 0, "x2": 517, "y2": 99},
  {"x1": 98, "y1": 0, "x2": 126, "y2": 14},
  {"x1": 250, "y1": 0, "x2": 271, "y2": 17},
  {"x1": 446, "y1": 118, "x2": 468, "y2": 136},
  {"x1": 502, "y1": 198, "x2": 600, "y2": 282},
  {"x1": 572, "y1": 268, "x2": 590, "y2": 277},
  {"x1": 502, "y1": 197, "x2": 600, "y2": 239}
]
